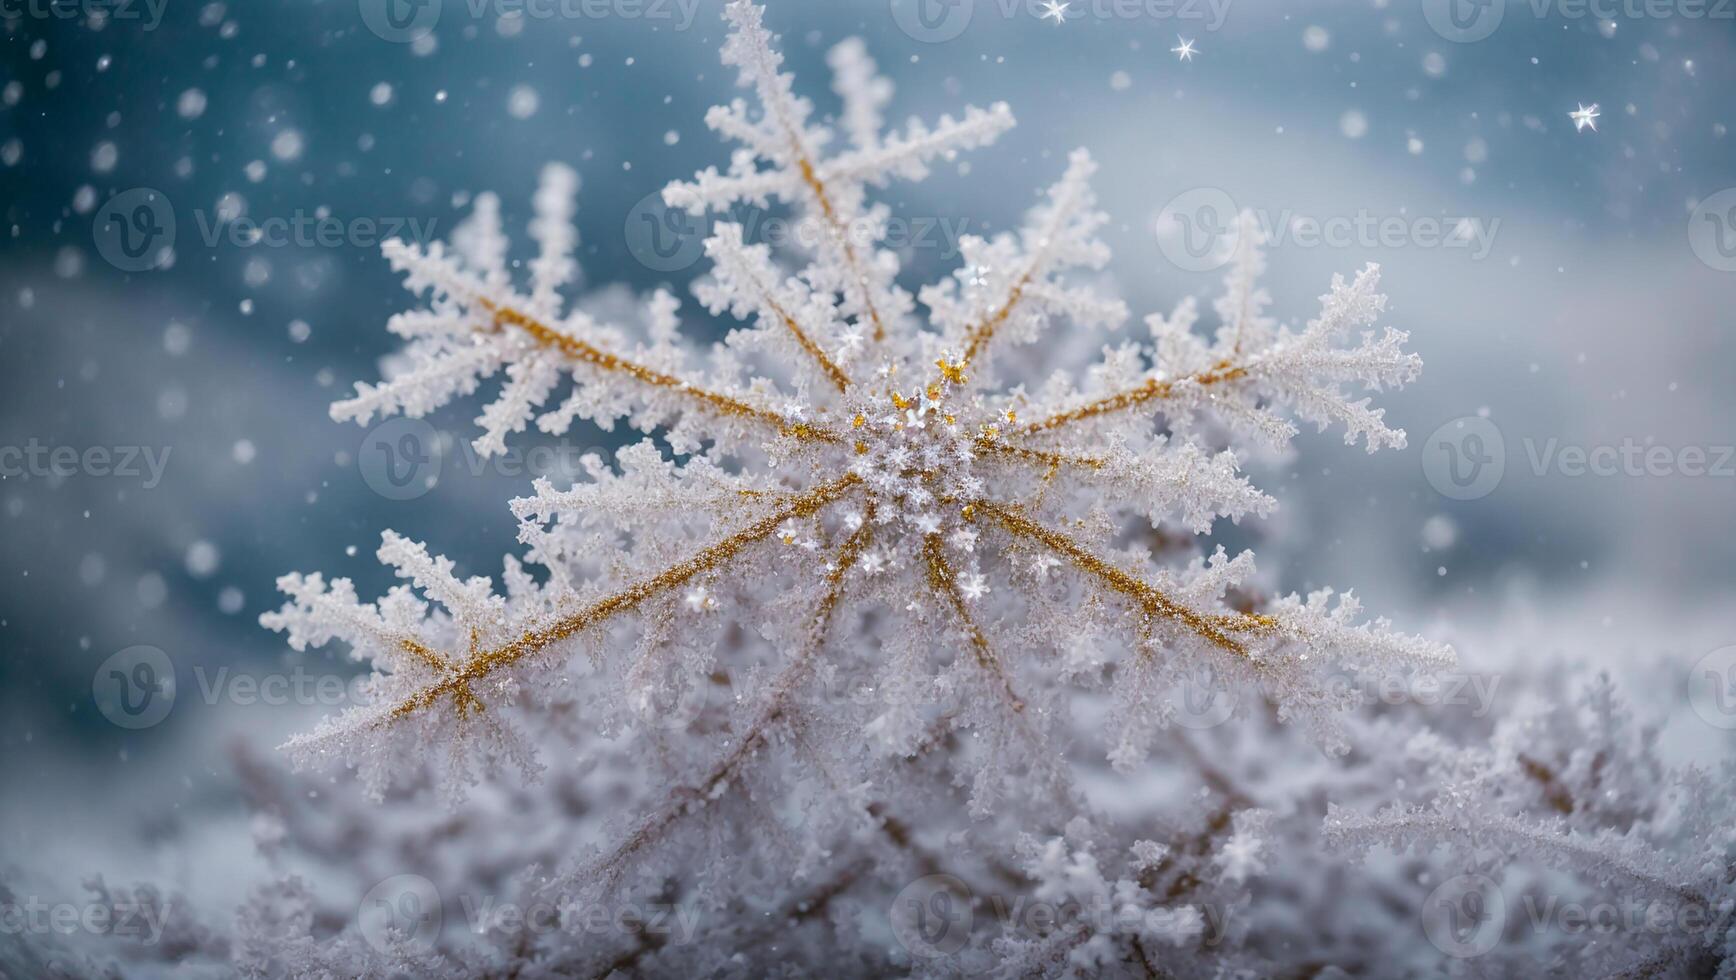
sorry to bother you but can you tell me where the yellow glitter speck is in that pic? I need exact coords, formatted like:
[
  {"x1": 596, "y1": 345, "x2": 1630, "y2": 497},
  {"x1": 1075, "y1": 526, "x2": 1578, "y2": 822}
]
[{"x1": 936, "y1": 358, "x2": 968, "y2": 384}]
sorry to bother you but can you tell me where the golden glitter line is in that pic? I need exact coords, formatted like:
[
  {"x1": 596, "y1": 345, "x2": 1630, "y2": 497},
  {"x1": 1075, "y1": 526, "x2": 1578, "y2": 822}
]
[
  {"x1": 396, "y1": 638, "x2": 484, "y2": 715},
  {"x1": 921, "y1": 535, "x2": 1025, "y2": 712},
  {"x1": 398, "y1": 638, "x2": 450, "y2": 672},
  {"x1": 814, "y1": 509, "x2": 875, "y2": 631},
  {"x1": 384, "y1": 473, "x2": 864, "y2": 721},
  {"x1": 1023, "y1": 361, "x2": 1251, "y2": 435},
  {"x1": 971, "y1": 500, "x2": 1275, "y2": 655},
  {"x1": 586, "y1": 515, "x2": 874, "y2": 892},
  {"x1": 797, "y1": 157, "x2": 888, "y2": 344},
  {"x1": 971, "y1": 436, "x2": 1105, "y2": 472},
  {"x1": 956, "y1": 170, "x2": 1092, "y2": 371},
  {"x1": 746, "y1": 278, "x2": 853, "y2": 392},
  {"x1": 480, "y1": 299, "x2": 842, "y2": 445},
  {"x1": 959, "y1": 270, "x2": 1033, "y2": 367}
]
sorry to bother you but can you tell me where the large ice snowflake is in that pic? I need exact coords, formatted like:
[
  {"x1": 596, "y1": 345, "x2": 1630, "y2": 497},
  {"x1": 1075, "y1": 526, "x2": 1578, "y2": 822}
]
[{"x1": 264, "y1": 0, "x2": 1449, "y2": 928}]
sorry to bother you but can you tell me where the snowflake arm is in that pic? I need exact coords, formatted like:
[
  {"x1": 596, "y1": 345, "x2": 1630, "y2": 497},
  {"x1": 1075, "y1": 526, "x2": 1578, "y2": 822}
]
[
  {"x1": 565, "y1": 514, "x2": 876, "y2": 901},
  {"x1": 663, "y1": 1, "x2": 1014, "y2": 346},
  {"x1": 263, "y1": 473, "x2": 863, "y2": 780},
  {"x1": 330, "y1": 166, "x2": 838, "y2": 457},
  {"x1": 973, "y1": 499, "x2": 1270, "y2": 654},
  {"x1": 697, "y1": 222, "x2": 854, "y2": 391},
  {"x1": 1024, "y1": 224, "x2": 1420, "y2": 453},
  {"x1": 923, "y1": 148, "x2": 1127, "y2": 371},
  {"x1": 922, "y1": 533, "x2": 1027, "y2": 715},
  {"x1": 826, "y1": 37, "x2": 891, "y2": 154}
]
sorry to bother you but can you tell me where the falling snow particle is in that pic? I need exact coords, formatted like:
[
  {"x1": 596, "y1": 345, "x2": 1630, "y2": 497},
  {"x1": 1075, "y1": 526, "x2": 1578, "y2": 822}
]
[
  {"x1": 1339, "y1": 110, "x2": 1368, "y2": 139},
  {"x1": 163, "y1": 322, "x2": 192, "y2": 355},
  {"x1": 216, "y1": 192, "x2": 246, "y2": 221},
  {"x1": 1421, "y1": 515, "x2": 1458, "y2": 550},
  {"x1": 136, "y1": 573, "x2": 168, "y2": 609},
  {"x1": 508, "y1": 85, "x2": 540, "y2": 119},
  {"x1": 271, "y1": 130, "x2": 304, "y2": 162},
  {"x1": 178, "y1": 88, "x2": 208, "y2": 119},
  {"x1": 55, "y1": 248, "x2": 85, "y2": 279},
  {"x1": 186, "y1": 540, "x2": 221, "y2": 578},
  {"x1": 157, "y1": 386, "x2": 188, "y2": 420}
]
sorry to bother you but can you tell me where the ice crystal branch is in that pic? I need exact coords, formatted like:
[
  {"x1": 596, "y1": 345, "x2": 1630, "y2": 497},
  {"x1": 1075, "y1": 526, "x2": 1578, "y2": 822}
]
[{"x1": 1325, "y1": 675, "x2": 1736, "y2": 976}]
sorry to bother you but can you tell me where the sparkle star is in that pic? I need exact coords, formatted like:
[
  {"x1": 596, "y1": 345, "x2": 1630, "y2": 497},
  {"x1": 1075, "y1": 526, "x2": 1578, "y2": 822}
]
[
  {"x1": 1039, "y1": 0, "x2": 1069, "y2": 25},
  {"x1": 958, "y1": 571, "x2": 990, "y2": 601},
  {"x1": 1570, "y1": 103, "x2": 1600, "y2": 133},
  {"x1": 1172, "y1": 36, "x2": 1198, "y2": 62}
]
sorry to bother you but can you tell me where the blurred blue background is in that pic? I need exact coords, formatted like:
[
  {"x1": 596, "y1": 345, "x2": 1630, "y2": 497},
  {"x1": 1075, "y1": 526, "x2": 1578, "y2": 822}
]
[{"x1": 1, "y1": 0, "x2": 1732, "y2": 918}]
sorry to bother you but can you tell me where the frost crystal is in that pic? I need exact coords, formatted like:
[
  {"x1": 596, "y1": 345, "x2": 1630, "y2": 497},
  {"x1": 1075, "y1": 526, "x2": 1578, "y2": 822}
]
[
  {"x1": 238, "y1": 4, "x2": 1736, "y2": 976},
  {"x1": 270, "y1": 5, "x2": 1443, "y2": 799}
]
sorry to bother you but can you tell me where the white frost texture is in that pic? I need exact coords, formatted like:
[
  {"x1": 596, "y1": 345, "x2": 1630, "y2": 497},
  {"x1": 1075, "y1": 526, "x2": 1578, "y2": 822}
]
[{"x1": 32, "y1": 4, "x2": 1730, "y2": 979}]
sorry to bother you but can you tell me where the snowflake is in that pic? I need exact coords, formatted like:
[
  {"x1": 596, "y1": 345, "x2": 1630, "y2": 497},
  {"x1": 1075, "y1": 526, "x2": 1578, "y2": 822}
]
[{"x1": 263, "y1": 0, "x2": 1450, "y2": 917}]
